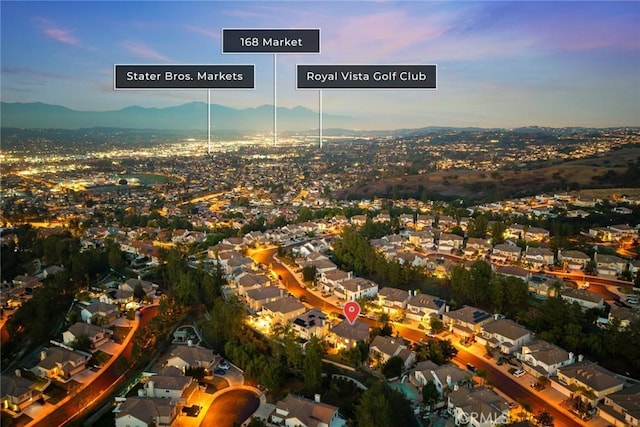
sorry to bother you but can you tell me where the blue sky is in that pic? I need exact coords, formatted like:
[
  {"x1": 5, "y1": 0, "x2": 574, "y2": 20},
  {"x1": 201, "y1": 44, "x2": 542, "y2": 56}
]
[{"x1": 1, "y1": 1, "x2": 639, "y2": 129}]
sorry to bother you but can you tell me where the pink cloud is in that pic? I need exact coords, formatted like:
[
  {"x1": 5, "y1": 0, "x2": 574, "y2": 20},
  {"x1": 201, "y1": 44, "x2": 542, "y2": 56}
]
[
  {"x1": 35, "y1": 18, "x2": 79, "y2": 45},
  {"x1": 122, "y1": 41, "x2": 171, "y2": 62},
  {"x1": 184, "y1": 25, "x2": 219, "y2": 40}
]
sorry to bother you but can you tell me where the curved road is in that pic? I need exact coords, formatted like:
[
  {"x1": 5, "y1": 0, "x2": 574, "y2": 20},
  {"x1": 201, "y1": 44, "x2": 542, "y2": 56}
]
[
  {"x1": 252, "y1": 247, "x2": 583, "y2": 427},
  {"x1": 31, "y1": 305, "x2": 158, "y2": 427},
  {"x1": 201, "y1": 389, "x2": 260, "y2": 427}
]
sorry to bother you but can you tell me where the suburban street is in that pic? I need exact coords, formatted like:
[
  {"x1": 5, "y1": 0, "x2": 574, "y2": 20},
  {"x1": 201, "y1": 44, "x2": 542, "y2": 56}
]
[
  {"x1": 249, "y1": 246, "x2": 609, "y2": 427},
  {"x1": 28, "y1": 305, "x2": 158, "y2": 427}
]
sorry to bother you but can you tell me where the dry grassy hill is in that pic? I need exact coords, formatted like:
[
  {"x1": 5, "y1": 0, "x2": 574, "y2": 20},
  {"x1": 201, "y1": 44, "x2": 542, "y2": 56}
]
[{"x1": 336, "y1": 147, "x2": 640, "y2": 202}]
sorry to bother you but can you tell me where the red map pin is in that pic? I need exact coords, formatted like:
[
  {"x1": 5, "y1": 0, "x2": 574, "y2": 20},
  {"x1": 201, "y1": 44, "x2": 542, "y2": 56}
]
[{"x1": 343, "y1": 301, "x2": 361, "y2": 324}]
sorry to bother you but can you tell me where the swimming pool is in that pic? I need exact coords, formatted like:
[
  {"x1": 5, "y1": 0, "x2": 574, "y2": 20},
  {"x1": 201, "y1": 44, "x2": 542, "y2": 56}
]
[{"x1": 389, "y1": 382, "x2": 420, "y2": 400}]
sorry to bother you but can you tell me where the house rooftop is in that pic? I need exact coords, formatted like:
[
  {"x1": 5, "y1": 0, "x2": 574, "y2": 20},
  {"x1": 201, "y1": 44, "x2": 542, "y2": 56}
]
[
  {"x1": 293, "y1": 309, "x2": 327, "y2": 329},
  {"x1": 330, "y1": 320, "x2": 370, "y2": 342},
  {"x1": 558, "y1": 362, "x2": 624, "y2": 392},
  {"x1": 263, "y1": 297, "x2": 305, "y2": 315},
  {"x1": 378, "y1": 287, "x2": 409, "y2": 302},
  {"x1": 602, "y1": 384, "x2": 640, "y2": 420},
  {"x1": 67, "y1": 322, "x2": 105, "y2": 338},
  {"x1": 445, "y1": 306, "x2": 492, "y2": 325},
  {"x1": 483, "y1": 319, "x2": 531, "y2": 341},
  {"x1": 408, "y1": 293, "x2": 446, "y2": 310},
  {"x1": 115, "y1": 397, "x2": 174, "y2": 422},
  {"x1": 523, "y1": 340, "x2": 570, "y2": 366},
  {"x1": 561, "y1": 288, "x2": 603, "y2": 304},
  {"x1": 275, "y1": 394, "x2": 338, "y2": 427},
  {"x1": 245, "y1": 286, "x2": 282, "y2": 301}
]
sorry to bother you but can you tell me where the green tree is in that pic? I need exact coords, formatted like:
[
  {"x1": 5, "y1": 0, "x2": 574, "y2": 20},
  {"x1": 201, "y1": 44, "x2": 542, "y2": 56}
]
[
  {"x1": 356, "y1": 382, "x2": 393, "y2": 427},
  {"x1": 302, "y1": 265, "x2": 318, "y2": 283},
  {"x1": 71, "y1": 335, "x2": 93, "y2": 352},
  {"x1": 422, "y1": 380, "x2": 439, "y2": 407},
  {"x1": 534, "y1": 409, "x2": 554, "y2": 427},
  {"x1": 302, "y1": 337, "x2": 323, "y2": 392},
  {"x1": 490, "y1": 222, "x2": 507, "y2": 244},
  {"x1": 133, "y1": 281, "x2": 146, "y2": 299},
  {"x1": 381, "y1": 355, "x2": 404, "y2": 378}
]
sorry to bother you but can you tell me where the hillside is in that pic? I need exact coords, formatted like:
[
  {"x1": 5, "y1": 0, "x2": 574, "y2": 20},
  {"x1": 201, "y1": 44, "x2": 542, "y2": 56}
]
[{"x1": 335, "y1": 148, "x2": 640, "y2": 203}]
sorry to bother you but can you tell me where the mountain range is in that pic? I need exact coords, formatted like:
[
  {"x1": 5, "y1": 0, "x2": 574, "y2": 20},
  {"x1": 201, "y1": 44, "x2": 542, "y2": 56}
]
[{"x1": 0, "y1": 102, "x2": 357, "y2": 132}]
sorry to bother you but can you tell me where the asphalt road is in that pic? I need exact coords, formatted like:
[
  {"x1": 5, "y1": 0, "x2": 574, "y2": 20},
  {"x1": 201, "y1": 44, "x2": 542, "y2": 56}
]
[
  {"x1": 252, "y1": 247, "x2": 583, "y2": 427},
  {"x1": 31, "y1": 305, "x2": 158, "y2": 427},
  {"x1": 200, "y1": 389, "x2": 260, "y2": 427},
  {"x1": 453, "y1": 349, "x2": 581, "y2": 427}
]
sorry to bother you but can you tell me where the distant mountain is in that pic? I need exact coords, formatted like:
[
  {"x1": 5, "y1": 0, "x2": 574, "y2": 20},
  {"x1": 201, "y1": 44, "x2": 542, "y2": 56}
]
[{"x1": 0, "y1": 102, "x2": 356, "y2": 131}]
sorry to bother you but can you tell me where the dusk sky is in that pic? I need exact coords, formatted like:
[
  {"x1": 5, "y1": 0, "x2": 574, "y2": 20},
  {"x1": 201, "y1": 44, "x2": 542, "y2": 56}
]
[{"x1": 1, "y1": 1, "x2": 639, "y2": 129}]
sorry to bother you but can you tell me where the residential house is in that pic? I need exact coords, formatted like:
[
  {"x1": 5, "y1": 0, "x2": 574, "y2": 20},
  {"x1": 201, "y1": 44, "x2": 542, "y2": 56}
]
[
  {"x1": 369, "y1": 335, "x2": 416, "y2": 370},
  {"x1": 291, "y1": 309, "x2": 329, "y2": 341},
  {"x1": 100, "y1": 289, "x2": 135, "y2": 309},
  {"x1": 464, "y1": 237, "x2": 492, "y2": 259},
  {"x1": 408, "y1": 230, "x2": 436, "y2": 251},
  {"x1": 491, "y1": 244, "x2": 522, "y2": 264},
  {"x1": 524, "y1": 247, "x2": 555, "y2": 269},
  {"x1": 405, "y1": 293, "x2": 447, "y2": 327},
  {"x1": 437, "y1": 215, "x2": 456, "y2": 230},
  {"x1": 520, "y1": 340, "x2": 575, "y2": 377},
  {"x1": 377, "y1": 287, "x2": 410, "y2": 314},
  {"x1": 310, "y1": 259, "x2": 338, "y2": 275},
  {"x1": 438, "y1": 233, "x2": 464, "y2": 253},
  {"x1": 225, "y1": 256, "x2": 255, "y2": 276},
  {"x1": 114, "y1": 397, "x2": 177, "y2": 427},
  {"x1": 416, "y1": 215, "x2": 434, "y2": 230},
  {"x1": 609, "y1": 224, "x2": 639, "y2": 240},
  {"x1": 607, "y1": 304, "x2": 640, "y2": 330},
  {"x1": 164, "y1": 346, "x2": 218, "y2": 372},
  {"x1": 495, "y1": 265, "x2": 531, "y2": 283},
  {"x1": 505, "y1": 224, "x2": 526, "y2": 240},
  {"x1": 62, "y1": 322, "x2": 109, "y2": 350},
  {"x1": 142, "y1": 374, "x2": 198, "y2": 404},
  {"x1": 32, "y1": 346, "x2": 90, "y2": 381},
  {"x1": 395, "y1": 251, "x2": 427, "y2": 268},
  {"x1": 528, "y1": 274, "x2": 563, "y2": 298},
  {"x1": 558, "y1": 250, "x2": 591, "y2": 270},
  {"x1": 416, "y1": 363, "x2": 469, "y2": 397},
  {"x1": 399, "y1": 213, "x2": 415, "y2": 228},
  {"x1": 350, "y1": 215, "x2": 368, "y2": 227},
  {"x1": 598, "y1": 384, "x2": 640, "y2": 427},
  {"x1": 411, "y1": 360, "x2": 439, "y2": 387},
  {"x1": 270, "y1": 394, "x2": 343, "y2": 427},
  {"x1": 221, "y1": 236, "x2": 245, "y2": 251},
  {"x1": 595, "y1": 253, "x2": 628, "y2": 277},
  {"x1": 80, "y1": 301, "x2": 120, "y2": 325},
  {"x1": 524, "y1": 227, "x2": 551, "y2": 242},
  {"x1": 234, "y1": 272, "x2": 271, "y2": 297},
  {"x1": 121, "y1": 278, "x2": 158, "y2": 299},
  {"x1": 447, "y1": 387, "x2": 509, "y2": 427},
  {"x1": 319, "y1": 269, "x2": 352, "y2": 293},
  {"x1": 374, "y1": 213, "x2": 391, "y2": 223},
  {"x1": 561, "y1": 288, "x2": 605, "y2": 312},
  {"x1": 334, "y1": 277, "x2": 378, "y2": 301},
  {"x1": 1, "y1": 373, "x2": 44, "y2": 414},
  {"x1": 443, "y1": 306, "x2": 493, "y2": 337},
  {"x1": 262, "y1": 297, "x2": 307, "y2": 325},
  {"x1": 478, "y1": 318, "x2": 532, "y2": 355},
  {"x1": 327, "y1": 320, "x2": 370, "y2": 350},
  {"x1": 245, "y1": 286, "x2": 285, "y2": 311},
  {"x1": 554, "y1": 361, "x2": 624, "y2": 407}
]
